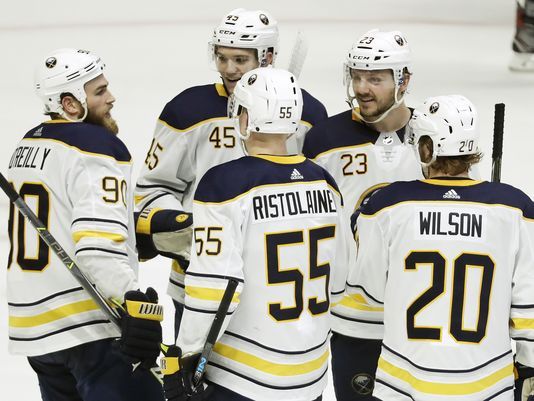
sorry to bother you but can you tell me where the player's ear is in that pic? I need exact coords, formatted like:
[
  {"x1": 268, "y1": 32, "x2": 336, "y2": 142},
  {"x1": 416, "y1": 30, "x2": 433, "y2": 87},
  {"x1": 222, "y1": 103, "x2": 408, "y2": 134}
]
[
  {"x1": 418, "y1": 136, "x2": 433, "y2": 164},
  {"x1": 60, "y1": 94, "x2": 83, "y2": 118}
]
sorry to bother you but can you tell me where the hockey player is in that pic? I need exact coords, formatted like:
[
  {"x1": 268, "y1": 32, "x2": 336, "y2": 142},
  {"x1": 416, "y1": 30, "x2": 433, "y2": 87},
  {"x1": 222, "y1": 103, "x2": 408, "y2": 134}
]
[
  {"x1": 6, "y1": 48, "x2": 164, "y2": 401},
  {"x1": 510, "y1": 0, "x2": 534, "y2": 71},
  {"x1": 159, "y1": 67, "x2": 348, "y2": 401},
  {"x1": 134, "y1": 8, "x2": 327, "y2": 339},
  {"x1": 302, "y1": 29, "x2": 423, "y2": 400},
  {"x1": 346, "y1": 94, "x2": 534, "y2": 400}
]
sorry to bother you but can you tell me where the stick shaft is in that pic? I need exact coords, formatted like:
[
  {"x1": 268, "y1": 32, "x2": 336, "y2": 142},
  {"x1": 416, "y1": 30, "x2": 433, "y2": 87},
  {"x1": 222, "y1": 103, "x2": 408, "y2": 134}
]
[
  {"x1": 491, "y1": 103, "x2": 505, "y2": 183},
  {"x1": 192, "y1": 278, "x2": 239, "y2": 386}
]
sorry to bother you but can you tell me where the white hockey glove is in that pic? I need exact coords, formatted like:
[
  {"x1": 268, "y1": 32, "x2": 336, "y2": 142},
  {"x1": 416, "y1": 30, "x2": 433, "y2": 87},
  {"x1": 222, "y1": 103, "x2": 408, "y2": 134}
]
[
  {"x1": 135, "y1": 208, "x2": 193, "y2": 265},
  {"x1": 515, "y1": 362, "x2": 534, "y2": 401}
]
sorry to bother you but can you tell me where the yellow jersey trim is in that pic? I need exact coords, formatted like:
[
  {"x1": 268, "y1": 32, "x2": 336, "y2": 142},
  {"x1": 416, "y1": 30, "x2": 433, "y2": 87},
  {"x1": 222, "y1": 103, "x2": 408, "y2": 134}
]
[
  {"x1": 336, "y1": 294, "x2": 384, "y2": 312},
  {"x1": 511, "y1": 318, "x2": 534, "y2": 330},
  {"x1": 9, "y1": 299, "x2": 99, "y2": 328},
  {"x1": 194, "y1": 180, "x2": 342, "y2": 206},
  {"x1": 378, "y1": 358, "x2": 513, "y2": 395},
  {"x1": 254, "y1": 155, "x2": 306, "y2": 164},
  {"x1": 72, "y1": 231, "x2": 125, "y2": 243},
  {"x1": 215, "y1": 83, "x2": 228, "y2": 97},
  {"x1": 351, "y1": 109, "x2": 363, "y2": 122},
  {"x1": 213, "y1": 343, "x2": 329, "y2": 376},
  {"x1": 43, "y1": 119, "x2": 71, "y2": 124},
  {"x1": 22, "y1": 137, "x2": 132, "y2": 165},
  {"x1": 423, "y1": 179, "x2": 482, "y2": 187},
  {"x1": 185, "y1": 286, "x2": 240, "y2": 303}
]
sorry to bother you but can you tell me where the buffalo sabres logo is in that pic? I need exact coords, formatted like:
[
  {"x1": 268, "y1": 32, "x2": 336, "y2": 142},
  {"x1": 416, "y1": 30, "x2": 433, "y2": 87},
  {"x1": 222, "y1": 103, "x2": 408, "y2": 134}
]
[
  {"x1": 45, "y1": 57, "x2": 57, "y2": 68},
  {"x1": 248, "y1": 74, "x2": 257, "y2": 85},
  {"x1": 394, "y1": 35, "x2": 405, "y2": 46},
  {"x1": 259, "y1": 13, "x2": 269, "y2": 25},
  {"x1": 351, "y1": 373, "x2": 374, "y2": 395},
  {"x1": 429, "y1": 102, "x2": 440, "y2": 113}
]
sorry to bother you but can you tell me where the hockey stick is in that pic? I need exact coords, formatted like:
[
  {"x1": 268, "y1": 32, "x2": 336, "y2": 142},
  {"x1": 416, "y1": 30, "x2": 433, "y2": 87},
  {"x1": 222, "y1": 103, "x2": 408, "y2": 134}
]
[
  {"x1": 0, "y1": 172, "x2": 163, "y2": 383},
  {"x1": 0, "y1": 172, "x2": 122, "y2": 327},
  {"x1": 287, "y1": 31, "x2": 309, "y2": 79},
  {"x1": 491, "y1": 103, "x2": 505, "y2": 182},
  {"x1": 192, "y1": 278, "x2": 239, "y2": 387}
]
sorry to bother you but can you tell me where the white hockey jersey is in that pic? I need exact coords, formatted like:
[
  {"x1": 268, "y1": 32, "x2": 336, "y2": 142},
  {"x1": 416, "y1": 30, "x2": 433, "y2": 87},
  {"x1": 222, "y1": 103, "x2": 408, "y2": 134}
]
[
  {"x1": 302, "y1": 109, "x2": 423, "y2": 337},
  {"x1": 176, "y1": 155, "x2": 349, "y2": 401},
  {"x1": 346, "y1": 177, "x2": 534, "y2": 400},
  {"x1": 7, "y1": 120, "x2": 138, "y2": 356},
  {"x1": 135, "y1": 83, "x2": 328, "y2": 301}
]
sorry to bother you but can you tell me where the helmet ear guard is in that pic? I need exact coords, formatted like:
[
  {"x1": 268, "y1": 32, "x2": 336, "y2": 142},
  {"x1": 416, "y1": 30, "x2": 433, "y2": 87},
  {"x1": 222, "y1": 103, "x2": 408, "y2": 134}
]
[
  {"x1": 35, "y1": 48, "x2": 105, "y2": 120},
  {"x1": 228, "y1": 67, "x2": 303, "y2": 140}
]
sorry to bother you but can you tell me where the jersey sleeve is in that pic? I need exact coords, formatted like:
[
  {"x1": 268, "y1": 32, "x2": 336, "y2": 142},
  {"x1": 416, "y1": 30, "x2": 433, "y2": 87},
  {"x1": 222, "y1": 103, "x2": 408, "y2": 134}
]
[
  {"x1": 330, "y1": 189, "x2": 350, "y2": 305},
  {"x1": 510, "y1": 202, "x2": 534, "y2": 367},
  {"x1": 331, "y1": 207, "x2": 387, "y2": 339},
  {"x1": 176, "y1": 191, "x2": 243, "y2": 353},
  {"x1": 134, "y1": 109, "x2": 195, "y2": 213},
  {"x1": 68, "y1": 152, "x2": 138, "y2": 302}
]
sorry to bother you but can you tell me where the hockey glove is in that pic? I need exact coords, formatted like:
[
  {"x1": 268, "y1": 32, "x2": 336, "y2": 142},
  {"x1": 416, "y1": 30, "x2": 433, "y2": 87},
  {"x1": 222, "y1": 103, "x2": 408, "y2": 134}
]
[
  {"x1": 161, "y1": 344, "x2": 213, "y2": 401},
  {"x1": 135, "y1": 208, "x2": 193, "y2": 265},
  {"x1": 118, "y1": 287, "x2": 163, "y2": 369},
  {"x1": 515, "y1": 362, "x2": 534, "y2": 401}
]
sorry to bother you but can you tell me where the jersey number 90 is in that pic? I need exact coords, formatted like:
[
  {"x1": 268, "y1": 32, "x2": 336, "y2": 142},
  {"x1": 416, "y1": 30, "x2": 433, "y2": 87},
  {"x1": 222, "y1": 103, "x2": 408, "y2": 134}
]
[{"x1": 8, "y1": 182, "x2": 50, "y2": 272}]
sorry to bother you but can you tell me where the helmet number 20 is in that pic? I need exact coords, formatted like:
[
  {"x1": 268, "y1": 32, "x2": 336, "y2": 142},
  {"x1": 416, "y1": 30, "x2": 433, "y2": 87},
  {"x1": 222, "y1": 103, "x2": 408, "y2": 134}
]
[{"x1": 459, "y1": 140, "x2": 474, "y2": 153}]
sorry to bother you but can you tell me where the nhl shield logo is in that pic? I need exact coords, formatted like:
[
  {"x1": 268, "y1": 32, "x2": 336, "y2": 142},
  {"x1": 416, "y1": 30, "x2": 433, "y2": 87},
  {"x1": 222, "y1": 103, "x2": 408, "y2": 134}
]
[
  {"x1": 382, "y1": 135, "x2": 394, "y2": 145},
  {"x1": 248, "y1": 74, "x2": 257, "y2": 85},
  {"x1": 429, "y1": 102, "x2": 440, "y2": 113},
  {"x1": 259, "y1": 13, "x2": 269, "y2": 25},
  {"x1": 45, "y1": 57, "x2": 57, "y2": 68},
  {"x1": 394, "y1": 35, "x2": 405, "y2": 46},
  {"x1": 351, "y1": 373, "x2": 374, "y2": 395}
]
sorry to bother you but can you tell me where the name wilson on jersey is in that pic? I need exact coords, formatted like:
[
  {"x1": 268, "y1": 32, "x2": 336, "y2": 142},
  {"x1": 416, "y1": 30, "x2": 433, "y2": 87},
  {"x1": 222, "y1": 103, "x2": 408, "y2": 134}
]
[
  {"x1": 252, "y1": 188, "x2": 337, "y2": 222},
  {"x1": 419, "y1": 209, "x2": 484, "y2": 238}
]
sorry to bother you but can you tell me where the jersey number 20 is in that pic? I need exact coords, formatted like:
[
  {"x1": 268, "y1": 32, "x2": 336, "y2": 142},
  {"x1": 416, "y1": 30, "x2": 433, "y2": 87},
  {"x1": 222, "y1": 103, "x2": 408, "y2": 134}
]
[{"x1": 405, "y1": 250, "x2": 494, "y2": 344}]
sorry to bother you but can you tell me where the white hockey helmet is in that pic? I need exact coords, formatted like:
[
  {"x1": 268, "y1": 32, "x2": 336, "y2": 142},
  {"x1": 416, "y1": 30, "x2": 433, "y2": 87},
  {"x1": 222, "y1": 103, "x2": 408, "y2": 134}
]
[
  {"x1": 35, "y1": 48, "x2": 105, "y2": 117},
  {"x1": 209, "y1": 8, "x2": 279, "y2": 67},
  {"x1": 344, "y1": 29, "x2": 411, "y2": 122},
  {"x1": 408, "y1": 95, "x2": 479, "y2": 166},
  {"x1": 228, "y1": 67, "x2": 303, "y2": 139}
]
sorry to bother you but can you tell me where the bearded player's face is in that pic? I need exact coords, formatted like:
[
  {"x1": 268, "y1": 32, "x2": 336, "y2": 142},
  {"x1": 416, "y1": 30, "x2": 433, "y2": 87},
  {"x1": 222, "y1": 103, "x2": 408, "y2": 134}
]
[{"x1": 84, "y1": 74, "x2": 118, "y2": 134}]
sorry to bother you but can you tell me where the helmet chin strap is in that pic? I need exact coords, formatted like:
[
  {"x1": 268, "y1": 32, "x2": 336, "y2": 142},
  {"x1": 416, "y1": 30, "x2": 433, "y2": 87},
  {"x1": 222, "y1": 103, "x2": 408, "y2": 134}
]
[{"x1": 349, "y1": 86, "x2": 406, "y2": 125}]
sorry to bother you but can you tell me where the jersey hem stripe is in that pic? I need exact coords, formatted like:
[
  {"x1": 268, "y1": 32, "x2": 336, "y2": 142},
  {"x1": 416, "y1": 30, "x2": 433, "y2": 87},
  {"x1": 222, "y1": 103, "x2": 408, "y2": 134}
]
[
  {"x1": 224, "y1": 331, "x2": 330, "y2": 355},
  {"x1": 208, "y1": 362, "x2": 328, "y2": 390},
  {"x1": 71, "y1": 217, "x2": 128, "y2": 231},
  {"x1": 8, "y1": 287, "x2": 83, "y2": 307},
  {"x1": 9, "y1": 319, "x2": 111, "y2": 341}
]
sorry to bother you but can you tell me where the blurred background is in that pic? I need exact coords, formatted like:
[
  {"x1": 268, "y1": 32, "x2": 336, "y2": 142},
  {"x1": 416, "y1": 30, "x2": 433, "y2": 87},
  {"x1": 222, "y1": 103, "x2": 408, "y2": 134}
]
[{"x1": 0, "y1": 1, "x2": 530, "y2": 399}]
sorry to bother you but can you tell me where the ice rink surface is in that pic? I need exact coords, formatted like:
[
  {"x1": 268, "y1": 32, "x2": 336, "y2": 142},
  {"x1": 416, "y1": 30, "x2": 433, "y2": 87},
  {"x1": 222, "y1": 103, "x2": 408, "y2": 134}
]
[{"x1": 0, "y1": 0, "x2": 532, "y2": 399}]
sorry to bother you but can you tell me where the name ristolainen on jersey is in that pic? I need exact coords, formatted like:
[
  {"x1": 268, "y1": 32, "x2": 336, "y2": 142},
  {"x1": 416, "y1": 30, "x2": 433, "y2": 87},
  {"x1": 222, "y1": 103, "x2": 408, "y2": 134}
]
[{"x1": 252, "y1": 187, "x2": 337, "y2": 222}]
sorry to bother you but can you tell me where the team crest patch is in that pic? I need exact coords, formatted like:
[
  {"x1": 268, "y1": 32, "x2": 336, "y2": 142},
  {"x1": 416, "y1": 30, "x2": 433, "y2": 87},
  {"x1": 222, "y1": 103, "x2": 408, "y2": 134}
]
[
  {"x1": 351, "y1": 373, "x2": 374, "y2": 395},
  {"x1": 394, "y1": 35, "x2": 405, "y2": 46},
  {"x1": 259, "y1": 14, "x2": 269, "y2": 25},
  {"x1": 248, "y1": 74, "x2": 257, "y2": 85},
  {"x1": 429, "y1": 102, "x2": 440, "y2": 113},
  {"x1": 45, "y1": 57, "x2": 57, "y2": 68}
]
